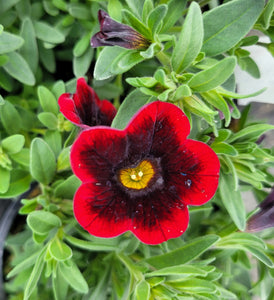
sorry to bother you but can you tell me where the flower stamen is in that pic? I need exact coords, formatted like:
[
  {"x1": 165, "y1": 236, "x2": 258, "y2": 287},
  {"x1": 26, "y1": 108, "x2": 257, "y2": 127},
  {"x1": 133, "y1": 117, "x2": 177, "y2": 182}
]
[{"x1": 119, "y1": 160, "x2": 155, "y2": 190}]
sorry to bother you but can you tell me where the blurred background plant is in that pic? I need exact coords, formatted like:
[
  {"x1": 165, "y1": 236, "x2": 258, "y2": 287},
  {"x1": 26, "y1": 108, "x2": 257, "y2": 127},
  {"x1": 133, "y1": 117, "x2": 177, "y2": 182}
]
[{"x1": 1, "y1": 0, "x2": 274, "y2": 299}]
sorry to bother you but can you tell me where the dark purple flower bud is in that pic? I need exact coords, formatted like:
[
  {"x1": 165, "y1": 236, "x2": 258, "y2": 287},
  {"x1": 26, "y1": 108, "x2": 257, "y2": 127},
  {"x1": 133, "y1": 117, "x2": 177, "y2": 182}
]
[
  {"x1": 91, "y1": 10, "x2": 150, "y2": 50},
  {"x1": 247, "y1": 188, "x2": 274, "y2": 232}
]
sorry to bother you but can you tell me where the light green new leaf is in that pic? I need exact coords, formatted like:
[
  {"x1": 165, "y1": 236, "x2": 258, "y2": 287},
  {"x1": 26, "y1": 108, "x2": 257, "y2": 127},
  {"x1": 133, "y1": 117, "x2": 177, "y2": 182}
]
[
  {"x1": 111, "y1": 89, "x2": 152, "y2": 129},
  {"x1": 145, "y1": 235, "x2": 219, "y2": 269},
  {"x1": 2, "y1": 134, "x2": 25, "y2": 154},
  {"x1": 135, "y1": 280, "x2": 150, "y2": 300},
  {"x1": 30, "y1": 138, "x2": 56, "y2": 185},
  {"x1": 52, "y1": 266, "x2": 69, "y2": 300},
  {"x1": 172, "y1": 2, "x2": 203, "y2": 73},
  {"x1": 38, "y1": 112, "x2": 58, "y2": 130},
  {"x1": 0, "y1": 167, "x2": 10, "y2": 194},
  {"x1": 59, "y1": 260, "x2": 89, "y2": 294},
  {"x1": 27, "y1": 211, "x2": 61, "y2": 235},
  {"x1": 202, "y1": 0, "x2": 265, "y2": 56},
  {"x1": 0, "y1": 31, "x2": 24, "y2": 54},
  {"x1": 37, "y1": 85, "x2": 59, "y2": 115},
  {"x1": 258, "y1": 0, "x2": 274, "y2": 29},
  {"x1": 0, "y1": 170, "x2": 31, "y2": 198},
  {"x1": 49, "y1": 239, "x2": 72, "y2": 261},
  {"x1": 211, "y1": 142, "x2": 238, "y2": 156},
  {"x1": 218, "y1": 172, "x2": 246, "y2": 231},
  {"x1": 3, "y1": 52, "x2": 35, "y2": 86},
  {"x1": 188, "y1": 56, "x2": 236, "y2": 92}
]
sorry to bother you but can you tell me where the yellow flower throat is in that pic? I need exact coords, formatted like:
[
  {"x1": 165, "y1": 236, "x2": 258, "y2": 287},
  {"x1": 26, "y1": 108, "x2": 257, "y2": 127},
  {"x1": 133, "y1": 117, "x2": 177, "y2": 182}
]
[{"x1": 119, "y1": 160, "x2": 155, "y2": 190}]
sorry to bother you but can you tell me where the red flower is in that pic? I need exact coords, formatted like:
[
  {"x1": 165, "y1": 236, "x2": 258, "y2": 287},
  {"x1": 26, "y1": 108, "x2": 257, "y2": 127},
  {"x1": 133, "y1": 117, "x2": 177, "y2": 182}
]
[
  {"x1": 58, "y1": 78, "x2": 116, "y2": 128},
  {"x1": 71, "y1": 101, "x2": 220, "y2": 244},
  {"x1": 91, "y1": 10, "x2": 150, "y2": 50}
]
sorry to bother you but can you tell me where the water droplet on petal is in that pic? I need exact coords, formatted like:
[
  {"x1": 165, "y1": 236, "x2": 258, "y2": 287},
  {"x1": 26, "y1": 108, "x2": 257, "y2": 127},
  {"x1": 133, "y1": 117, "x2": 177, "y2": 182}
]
[
  {"x1": 106, "y1": 181, "x2": 112, "y2": 187},
  {"x1": 201, "y1": 189, "x2": 205, "y2": 193},
  {"x1": 133, "y1": 226, "x2": 137, "y2": 229},
  {"x1": 185, "y1": 179, "x2": 192, "y2": 188}
]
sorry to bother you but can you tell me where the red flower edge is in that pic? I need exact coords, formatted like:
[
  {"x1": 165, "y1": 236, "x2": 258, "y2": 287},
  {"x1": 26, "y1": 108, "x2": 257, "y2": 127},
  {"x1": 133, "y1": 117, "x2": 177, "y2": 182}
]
[
  {"x1": 71, "y1": 101, "x2": 220, "y2": 244},
  {"x1": 58, "y1": 77, "x2": 117, "y2": 128}
]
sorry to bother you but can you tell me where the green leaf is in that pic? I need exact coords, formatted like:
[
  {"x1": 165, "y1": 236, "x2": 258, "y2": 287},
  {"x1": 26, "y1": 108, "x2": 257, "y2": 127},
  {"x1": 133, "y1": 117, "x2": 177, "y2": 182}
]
[
  {"x1": 147, "y1": 4, "x2": 167, "y2": 35},
  {"x1": 52, "y1": 80, "x2": 66, "y2": 99},
  {"x1": 2, "y1": 134, "x2": 25, "y2": 154},
  {"x1": 0, "y1": 100, "x2": 22, "y2": 134},
  {"x1": 73, "y1": 48, "x2": 93, "y2": 78},
  {"x1": 0, "y1": 31, "x2": 24, "y2": 54},
  {"x1": 202, "y1": 0, "x2": 265, "y2": 56},
  {"x1": 37, "y1": 85, "x2": 59, "y2": 115},
  {"x1": 94, "y1": 47, "x2": 127, "y2": 80},
  {"x1": 211, "y1": 142, "x2": 238, "y2": 156},
  {"x1": 3, "y1": 52, "x2": 35, "y2": 86},
  {"x1": 123, "y1": 9, "x2": 151, "y2": 39},
  {"x1": 171, "y1": 2, "x2": 203, "y2": 73},
  {"x1": 10, "y1": 148, "x2": 30, "y2": 167},
  {"x1": 183, "y1": 96, "x2": 216, "y2": 125},
  {"x1": 65, "y1": 235, "x2": 118, "y2": 252},
  {"x1": 227, "y1": 124, "x2": 274, "y2": 143},
  {"x1": 30, "y1": 138, "x2": 56, "y2": 185},
  {"x1": 146, "y1": 264, "x2": 213, "y2": 278},
  {"x1": 19, "y1": 18, "x2": 38, "y2": 73},
  {"x1": 49, "y1": 239, "x2": 72, "y2": 261},
  {"x1": 135, "y1": 280, "x2": 150, "y2": 300},
  {"x1": 216, "y1": 232, "x2": 273, "y2": 267},
  {"x1": 52, "y1": 266, "x2": 69, "y2": 300},
  {"x1": 57, "y1": 147, "x2": 71, "y2": 172},
  {"x1": 27, "y1": 211, "x2": 61, "y2": 235},
  {"x1": 73, "y1": 32, "x2": 91, "y2": 57},
  {"x1": 44, "y1": 130, "x2": 62, "y2": 158},
  {"x1": 38, "y1": 112, "x2": 58, "y2": 130},
  {"x1": 238, "y1": 56, "x2": 260, "y2": 78},
  {"x1": 0, "y1": 166, "x2": 10, "y2": 193},
  {"x1": 160, "y1": 0, "x2": 187, "y2": 33},
  {"x1": 144, "y1": 235, "x2": 219, "y2": 269},
  {"x1": 7, "y1": 250, "x2": 40, "y2": 278},
  {"x1": 170, "y1": 278, "x2": 217, "y2": 294},
  {"x1": 111, "y1": 89, "x2": 152, "y2": 129},
  {"x1": 218, "y1": 172, "x2": 246, "y2": 231},
  {"x1": 142, "y1": 0, "x2": 154, "y2": 23},
  {"x1": 188, "y1": 57, "x2": 237, "y2": 92},
  {"x1": 108, "y1": 0, "x2": 123, "y2": 21},
  {"x1": 58, "y1": 260, "x2": 89, "y2": 294},
  {"x1": 201, "y1": 90, "x2": 231, "y2": 126},
  {"x1": 0, "y1": 170, "x2": 31, "y2": 198},
  {"x1": 68, "y1": 3, "x2": 91, "y2": 20},
  {"x1": 258, "y1": 0, "x2": 274, "y2": 29},
  {"x1": 54, "y1": 175, "x2": 81, "y2": 199},
  {"x1": 23, "y1": 247, "x2": 46, "y2": 300},
  {"x1": 34, "y1": 21, "x2": 65, "y2": 44}
]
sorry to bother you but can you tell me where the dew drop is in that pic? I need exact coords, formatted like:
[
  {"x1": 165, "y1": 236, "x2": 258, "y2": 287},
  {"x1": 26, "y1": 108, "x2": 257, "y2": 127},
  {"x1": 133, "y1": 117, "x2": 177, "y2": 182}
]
[
  {"x1": 133, "y1": 226, "x2": 137, "y2": 229},
  {"x1": 180, "y1": 230, "x2": 184, "y2": 233},
  {"x1": 120, "y1": 200, "x2": 126, "y2": 207},
  {"x1": 201, "y1": 189, "x2": 205, "y2": 193},
  {"x1": 106, "y1": 180, "x2": 112, "y2": 187},
  {"x1": 167, "y1": 229, "x2": 170, "y2": 232},
  {"x1": 185, "y1": 179, "x2": 192, "y2": 188},
  {"x1": 95, "y1": 182, "x2": 101, "y2": 186},
  {"x1": 78, "y1": 163, "x2": 81, "y2": 168}
]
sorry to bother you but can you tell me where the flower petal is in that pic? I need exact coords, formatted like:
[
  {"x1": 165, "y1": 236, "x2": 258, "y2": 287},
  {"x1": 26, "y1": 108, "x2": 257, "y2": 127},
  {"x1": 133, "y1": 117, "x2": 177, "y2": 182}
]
[
  {"x1": 130, "y1": 191, "x2": 189, "y2": 245},
  {"x1": 70, "y1": 127, "x2": 127, "y2": 183},
  {"x1": 74, "y1": 183, "x2": 130, "y2": 237},
  {"x1": 126, "y1": 101, "x2": 191, "y2": 162},
  {"x1": 58, "y1": 77, "x2": 116, "y2": 127},
  {"x1": 171, "y1": 139, "x2": 220, "y2": 206}
]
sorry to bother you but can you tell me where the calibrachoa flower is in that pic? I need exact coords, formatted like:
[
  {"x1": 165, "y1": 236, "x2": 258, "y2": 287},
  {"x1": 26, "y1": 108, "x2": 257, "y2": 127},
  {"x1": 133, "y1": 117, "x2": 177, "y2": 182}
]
[
  {"x1": 91, "y1": 10, "x2": 150, "y2": 50},
  {"x1": 58, "y1": 77, "x2": 116, "y2": 128},
  {"x1": 247, "y1": 188, "x2": 274, "y2": 232},
  {"x1": 71, "y1": 101, "x2": 220, "y2": 244}
]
